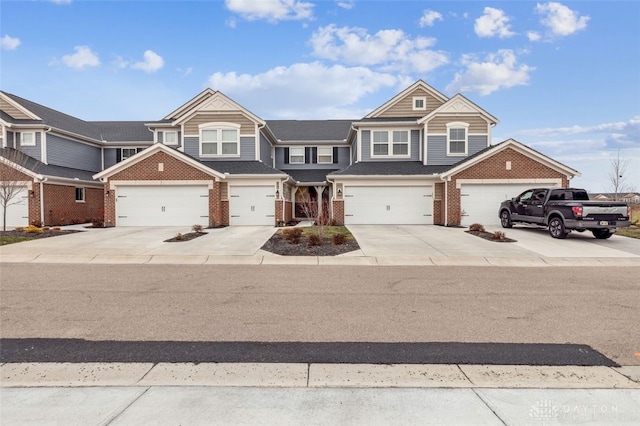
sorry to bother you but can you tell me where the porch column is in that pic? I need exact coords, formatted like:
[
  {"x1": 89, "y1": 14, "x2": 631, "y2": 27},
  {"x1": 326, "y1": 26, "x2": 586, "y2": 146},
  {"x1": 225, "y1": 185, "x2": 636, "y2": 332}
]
[{"x1": 314, "y1": 185, "x2": 325, "y2": 219}]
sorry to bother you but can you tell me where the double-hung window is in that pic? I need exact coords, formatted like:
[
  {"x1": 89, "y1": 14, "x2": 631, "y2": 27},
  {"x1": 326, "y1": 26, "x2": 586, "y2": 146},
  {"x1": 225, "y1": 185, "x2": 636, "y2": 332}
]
[
  {"x1": 20, "y1": 132, "x2": 35, "y2": 146},
  {"x1": 317, "y1": 147, "x2": 333, "y2": 164},
  {"x1": 289, "y1": 147, "x2": 305, "y2": 164},
  {"x1": 121, "y1": 148, "x2": 138, "y2": 160},
  {"x1": 372, "y1": 131, "x2": 389, "y2": 156},
  {"x1": 163, "y1": 131, "x2": 178, "y2": 145},
  {"x1": 75, "y1": 187, "x2": 85, "y2": 203},
  {"x1": 446, "y1": 122, "x2": 468, "y2": 156},
  {"x1": 199, "y1": 123, "x2": 240, "y2": 157},
  {"x1": 372, "y1": 130, "x2": 410, "y2": 157}
]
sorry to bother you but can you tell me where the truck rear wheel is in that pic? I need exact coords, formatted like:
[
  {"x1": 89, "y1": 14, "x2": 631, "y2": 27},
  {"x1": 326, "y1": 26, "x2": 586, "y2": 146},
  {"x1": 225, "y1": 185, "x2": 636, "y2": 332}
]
[
  {"x1": 500, "y1": 210, "x2": 512, "y2": 228},
  {"x1": 548, "y1": 217, "x2": 567, "y2": 239},
  {"x1": 592, "y1": 229, "x2": 613, "y2": 239}
]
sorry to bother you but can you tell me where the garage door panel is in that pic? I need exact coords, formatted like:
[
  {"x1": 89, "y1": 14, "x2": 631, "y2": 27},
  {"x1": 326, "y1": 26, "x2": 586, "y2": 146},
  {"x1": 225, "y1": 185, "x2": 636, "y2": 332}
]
[
  {"x1": 229, "y1": 186, "x2": 275, "y2": 226},
  {"x1": 345, "y1": 186, "x2": 433, "y2": 225},
  {"x1": 117, "y1": 186, "x2": 209, "y2": 226},
  {"x1": 460, "y1": 184, "x2": 537, "y2": 226},
  {"x1": 0, "y1": 185, "x2": 29, "y2": 228}
]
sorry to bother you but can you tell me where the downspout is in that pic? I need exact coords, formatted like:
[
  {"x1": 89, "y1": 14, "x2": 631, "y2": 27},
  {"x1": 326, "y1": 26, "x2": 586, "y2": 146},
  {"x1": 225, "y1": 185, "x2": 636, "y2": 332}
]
[
  {"x1": 257, "y1": 123, "x2": 265, "y2": 161},
  {"x1": 444, "y1": 177, "x2": 448, "y2": 226},
  {"x1": 39, "y1": 177, "x2": 48, "y2": 226},
  {"x1": 42, "y1": 127, "x2": 52, "y2": 164}
]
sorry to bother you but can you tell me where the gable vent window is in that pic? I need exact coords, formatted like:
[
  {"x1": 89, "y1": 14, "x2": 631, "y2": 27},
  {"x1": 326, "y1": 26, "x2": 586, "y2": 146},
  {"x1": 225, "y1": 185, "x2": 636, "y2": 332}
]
[
  {"x1": 447, "y1": 122, "x2": 469, "y2": 156},
  {"x1": 199, "y1": 122, "x2": 240, "y2": 157},
  {"x1": 413, "y1": 96, "x2": 426, "y2": 111}
]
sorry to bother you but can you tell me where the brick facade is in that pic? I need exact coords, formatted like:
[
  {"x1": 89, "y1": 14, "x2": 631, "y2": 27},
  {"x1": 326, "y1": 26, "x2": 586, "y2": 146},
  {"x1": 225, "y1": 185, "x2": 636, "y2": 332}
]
[
  {"x1": 44, "y1": 184, "x2": 103, "y2": 226},
  {"x1": 332, "y1": 199, "x2": 345, "y2": 225},
  {"x1": 103, "y1": 151, "x2": 224, "y2": 227},
  {"x1": 445, "y1": 147, "x2": 571, "y2": 226}
]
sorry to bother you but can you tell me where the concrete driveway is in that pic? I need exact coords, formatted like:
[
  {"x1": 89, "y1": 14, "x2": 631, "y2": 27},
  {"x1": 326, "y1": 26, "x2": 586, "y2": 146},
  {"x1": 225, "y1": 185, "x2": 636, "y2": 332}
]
[
  {"x1": 347, "y1": 225, "x2": 640, "y2": 259},
  {"x1": 0, "y1": 226, "x2": 277, "y2": 262}
]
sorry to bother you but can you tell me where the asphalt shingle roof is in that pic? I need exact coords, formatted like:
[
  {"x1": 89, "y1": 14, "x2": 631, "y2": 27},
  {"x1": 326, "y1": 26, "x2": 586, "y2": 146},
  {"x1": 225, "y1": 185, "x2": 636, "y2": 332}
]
[
  {"x1": 266, "y1": 120, "x2": 353, "y2": 142},
  {"x1": 280, "y1": 169, "x2": 339, "y2": 184},
  {"x1": 328, "y1": 161, "x2": 451, "y2": 176},
  {"x1": 200, "y1": 161, "x2": 286, "y2": 175},
  {"x1": 92, "y1": 121, "x2": 153, "y2": 142}
]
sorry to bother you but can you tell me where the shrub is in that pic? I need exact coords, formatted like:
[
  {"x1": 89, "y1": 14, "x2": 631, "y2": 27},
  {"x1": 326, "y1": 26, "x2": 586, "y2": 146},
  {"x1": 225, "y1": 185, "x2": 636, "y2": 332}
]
[
  {"x1": 52, "y1": 227, "x2": 61, "y2": 231},
  {"x1": 283, "y1": 228, "x2": 303, "y2": 244},
  {"x1": 492, "y1": 231, "x2": 506, "y2": 240},
  {"x1": 192, "y1": 224, "x2": 204, "y2": 233},
  {"x1": 174, "y1": 233, "x2": 184, "y2": 241},
  {"x1": 308, "y1": 233, "x2": 322, "y2": 246},
  {"x1": 15, "y1": 227, "x2": 24, "y2": 232},
  {"x1": 24, "y1": 225, "x2": 43, "y2": 234},
  {"x1": 91, "y1": 218, "x2": 105, "y2": 228},
  {"x1": 332, "y1": 233, "x2": 347, "y2": 245},
  {"x1": 31, "y1": 219, "x2": 43, "y2": 228},
  {"x1": 469, "y1": 223, "x2": 485, "y2": 232}
]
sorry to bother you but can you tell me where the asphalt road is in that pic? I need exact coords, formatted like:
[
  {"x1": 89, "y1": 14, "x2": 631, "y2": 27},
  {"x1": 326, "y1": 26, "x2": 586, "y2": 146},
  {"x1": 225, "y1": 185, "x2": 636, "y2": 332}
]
[{"x1": 1, "y1": 264, "x2": 639, "y2": 365}]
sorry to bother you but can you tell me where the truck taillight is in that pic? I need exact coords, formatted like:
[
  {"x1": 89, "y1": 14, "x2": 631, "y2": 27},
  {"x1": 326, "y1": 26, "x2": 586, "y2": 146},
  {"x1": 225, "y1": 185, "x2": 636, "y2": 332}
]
[{"x1": 572, "y1": 206, "x2": 583, "y2": 218}]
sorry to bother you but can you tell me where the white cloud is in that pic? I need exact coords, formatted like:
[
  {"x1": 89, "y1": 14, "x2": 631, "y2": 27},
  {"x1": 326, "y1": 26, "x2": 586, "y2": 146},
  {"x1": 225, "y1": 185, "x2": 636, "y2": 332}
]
[
  {"x1": 527, "y1": 31, "x2": 542, "y2": 42},
  {"x1": 61, "y1": 46, "x2": 100, "y2": 69},
  {"x1": 1, "y1": 35, "x2": 21, "y2": 50},
  {"x1": 336, "y1": 0, "x2": 355, "y2": 10},
  {"x1": 310, "y1": 25, "x2": 448, "y2": 73},
  {"x1": 51, "y1": 0, "x2": 72, "y2": 4},
  {"x1": 419, "y1": 10, "x2": 443, "y2": 27},
  {"x1": 535, "y1": 2, "x2": 589, "y2": 36},
  {"x1": 447, "y1": 50, "x2": 534, "y2": 95},
  {"x1": 207, "y1": 62, "x2": 398, "y2": 118},
  {"x1": 474, "y1": 7, "x2": 515, "y2": 38},
  {"x1": 132, "y1": 50, "x2": 164, "y2": 73},
  {"x1": 225, "y1": 0, "x2": 314, "y2": 22}
]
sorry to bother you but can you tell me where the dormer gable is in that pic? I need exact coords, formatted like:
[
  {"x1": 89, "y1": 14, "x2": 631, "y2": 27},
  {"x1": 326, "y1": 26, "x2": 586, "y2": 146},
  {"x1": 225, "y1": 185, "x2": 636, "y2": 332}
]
[
  {"x1": 365, "y1": 80, "x2": 449, "y2": 119},
  {"x1": 418, "y1": 93, "x2": 499, "y2": 126},
  {"x1": 0, "y1": 92, "x2": 42, "y2": 121}
]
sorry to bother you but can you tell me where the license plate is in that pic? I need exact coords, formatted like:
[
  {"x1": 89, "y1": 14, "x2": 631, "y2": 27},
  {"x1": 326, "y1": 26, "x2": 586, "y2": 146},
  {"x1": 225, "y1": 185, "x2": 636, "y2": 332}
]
[{"x1": 599, "y1": 221, "x2": 609, "y2": 226}]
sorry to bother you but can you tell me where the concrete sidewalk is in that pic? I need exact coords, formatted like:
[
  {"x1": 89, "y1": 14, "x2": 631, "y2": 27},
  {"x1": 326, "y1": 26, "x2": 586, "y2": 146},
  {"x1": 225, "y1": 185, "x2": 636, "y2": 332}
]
[{"x1": 2, "y1": 363, "x2": 639, "y2": 425}]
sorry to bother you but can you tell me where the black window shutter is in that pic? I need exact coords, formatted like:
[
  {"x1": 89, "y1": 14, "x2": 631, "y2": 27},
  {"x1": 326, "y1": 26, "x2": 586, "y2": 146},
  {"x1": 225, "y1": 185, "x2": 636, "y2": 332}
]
[
  {"x1": 116, "y1": 149, "x2": 122, "y2": 162},
  {"x1": 305, "y1": 147, "x2": 311, "y2": 164},
  {"x1": 137, "y1": 148, "x2": 144, "y2": 153},
  {"x1": 333, "y1": 147, "x2": 339, "y2": 164},
  {"x1": 311, "y1": 147, "x2": 317, "y2": 164},
  {"x1": 284, "y1": 147, "x2": 290, "y2": 164}
]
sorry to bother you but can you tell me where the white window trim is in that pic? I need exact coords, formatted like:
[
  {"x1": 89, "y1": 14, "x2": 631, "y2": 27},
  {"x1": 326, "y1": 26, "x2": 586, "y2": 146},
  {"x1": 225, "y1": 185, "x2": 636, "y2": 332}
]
[
  {"x1": 289, "y1": 147, "x2": 305, "y2": 164},
  {"x1": 446, "y1": 122, "x2": 469, "y2": 156},
  {"x1": 370, "y1": 129, "x2": 411, "y2": 158},
  {"x1": 75, "y1": 187, "x2": 85, "y2": 203},
  {"x1": 163, "y1": 130, "x2": 178, "y2": 146},
  {"x1": 20, "y1": 132, "x2": 36, "y2": 147},
  {"x1": 198, "y1": 122, "x2": 241, "y2": 158},
  {"x1": 317, "y1": 146, "x2": 333, "y2": 164},
  {"x1": 413, "y1": 96, "x2": 427, "y2": 111},
  {"x1": 121, "y1": 148, "x2": 138, "y2": 160}
]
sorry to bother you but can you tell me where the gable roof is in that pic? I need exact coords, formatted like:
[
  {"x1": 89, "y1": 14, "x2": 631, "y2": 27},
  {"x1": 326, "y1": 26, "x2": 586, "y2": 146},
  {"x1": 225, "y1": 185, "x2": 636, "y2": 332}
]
[
  {"x1": 281, "y1": 169, "x2": 339, "y2": 184},
  {"x1": 418, "y1": 93, "x2": 499, "y2": 125},
  {"x1": 328, "y1": 161, "x2": 450, "y2": 177},
  {"x1": 93, "y1": 143, "x2": 226, "y2": 181},
  {"x1": 266, "y1": 120, "x2": 354, "y2": 142},
  {"x1": 364, "y1": 80, "x2": 449, "y2": 119},
  {"x1": 161, "y1": 89, "x2": 265, "y2": 126},
  {"x1": 440, "y1": 138, "x2": 580, "y2": 179}
]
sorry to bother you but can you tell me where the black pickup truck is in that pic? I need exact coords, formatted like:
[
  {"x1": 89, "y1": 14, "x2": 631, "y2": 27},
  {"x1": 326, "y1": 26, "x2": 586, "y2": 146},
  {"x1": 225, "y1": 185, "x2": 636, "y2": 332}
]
[{"x1": 499, "y1": 188, "x2": 631, "y2": 239}]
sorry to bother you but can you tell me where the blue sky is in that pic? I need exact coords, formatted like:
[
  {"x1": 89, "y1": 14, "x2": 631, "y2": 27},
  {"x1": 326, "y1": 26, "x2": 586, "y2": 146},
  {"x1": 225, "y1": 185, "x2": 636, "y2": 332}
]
[{"x1": 1, "y1": 0, "x2": 638, "y2": 193}]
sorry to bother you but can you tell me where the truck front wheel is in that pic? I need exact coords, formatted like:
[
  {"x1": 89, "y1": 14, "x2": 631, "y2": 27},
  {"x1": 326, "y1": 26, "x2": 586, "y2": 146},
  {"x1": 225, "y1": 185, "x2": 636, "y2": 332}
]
[
  {"x1": 592, "y1": 229, "x2": 613, "y2": 239},
  {"x1": 548, "y1": 217, "x2": 568, "y2": 239}
]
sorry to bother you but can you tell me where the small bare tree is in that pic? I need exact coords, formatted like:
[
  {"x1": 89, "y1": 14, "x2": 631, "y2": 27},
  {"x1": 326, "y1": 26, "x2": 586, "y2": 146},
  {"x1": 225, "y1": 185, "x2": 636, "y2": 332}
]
[
  {"x1": 0, "y1": 149, "x2": 38, "y2": 231},
  {"x1": 608, "y1": 151, "x2": 630, "y2": 201},
  {"x1": 299, "y1": 191, "x2": 331, "y2": 241}
]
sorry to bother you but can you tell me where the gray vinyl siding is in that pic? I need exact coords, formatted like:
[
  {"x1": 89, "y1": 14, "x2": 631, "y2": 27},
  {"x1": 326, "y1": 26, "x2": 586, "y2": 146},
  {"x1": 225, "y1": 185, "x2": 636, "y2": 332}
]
[
  {"x1": 426, "y1": 134, "x2": 488, "y2": 165},
  {"x1": 6, "y1": 132, "x2": 14, "y2": 148},
  {"x1": 274, "y1": 146, "x2": 349, "y2": 170},
  {"x1": 259, "y1": 134, "x2": 272, "y2": 165},
  {"x1": 19, "y1": 132, "x2": 41, "y2": 161},
  {"x1": 360, "y1": 129, "x2": 420, "y2": 162},
  {"x1": 183, "y1": 136, "x2": 255, "y2": 161},
  {"x1": 47, "y1": 134, "x2": 101, "y2": 172},
  {"x1": 104, "y1": 148, "x2": 118, "y2": 169}
]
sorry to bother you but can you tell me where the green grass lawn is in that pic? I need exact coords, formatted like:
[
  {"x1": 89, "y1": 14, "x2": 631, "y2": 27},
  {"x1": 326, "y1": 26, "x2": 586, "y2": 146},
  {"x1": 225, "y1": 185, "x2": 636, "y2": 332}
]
[
  {"x1": 0, "y1": 235, "x2": 37, "y2": 245},
  {"x1": 616, "y1": 227, "x2": 640, "y2": 239},
  {"x1": 279, "y1": 225, "x2": 354, "y2": 239}
]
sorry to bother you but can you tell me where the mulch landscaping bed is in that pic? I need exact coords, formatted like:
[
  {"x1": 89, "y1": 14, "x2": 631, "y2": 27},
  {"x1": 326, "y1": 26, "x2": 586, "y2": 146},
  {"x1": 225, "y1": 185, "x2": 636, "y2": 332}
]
[
  {"x1": 465, "y1": 230, "x2": 516, "y2": 243},
  {"x1": 261, "y1": 232, "x2": 360, "y2": 256},
  {"x1": 164, "y1": 232, "x2": 208, "y2": 242}
]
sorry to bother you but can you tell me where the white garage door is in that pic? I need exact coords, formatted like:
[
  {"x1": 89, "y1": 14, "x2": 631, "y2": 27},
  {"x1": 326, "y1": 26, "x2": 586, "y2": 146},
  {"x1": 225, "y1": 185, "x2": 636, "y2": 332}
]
[
  {"x1": 460, "y1": 184, "x2": 539, "y2": 226},
  {"x1": 117, "y1": 185, "x2": 209, "y2": 226},
  {"x1": 229, "y1": 186, "x2": 275, "y2": 226},
  {"x1": 0, "y1": 185, "x2": 29, "y2": 229},
  {"x1": 344, "y1": 186, "x2": 433, "y2": 225}
]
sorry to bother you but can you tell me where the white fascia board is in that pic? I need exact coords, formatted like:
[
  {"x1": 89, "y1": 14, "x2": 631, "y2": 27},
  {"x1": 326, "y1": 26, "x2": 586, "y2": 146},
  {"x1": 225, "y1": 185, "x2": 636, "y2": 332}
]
[
  {"x1": 0, "y1": 93, "x2": 41, "y2": 120},
  {"x1": 0, "y1": 156, "x2": 45, "y2": 180},
  {"x1": 93, "y1": 143, "x2": 226, "y2": 181},
  {"x1": 418, "y1": 93, "x2": 499, "y2": 125},
  {"x1": 43, "y1": 176, "x2": 104, "y2": 188},
  {"x1": 226, "y1": 173, "x2": 289, "y2": 179},
  {"x1": 170, "y1": 92, "x2": 266, "y2": 127},
  {"x1": 365, "y1": 80, "x2": 449, "y2": 118},
  {"x1": 162, "y1": 88, "x2": 217, "y2": 120}
]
